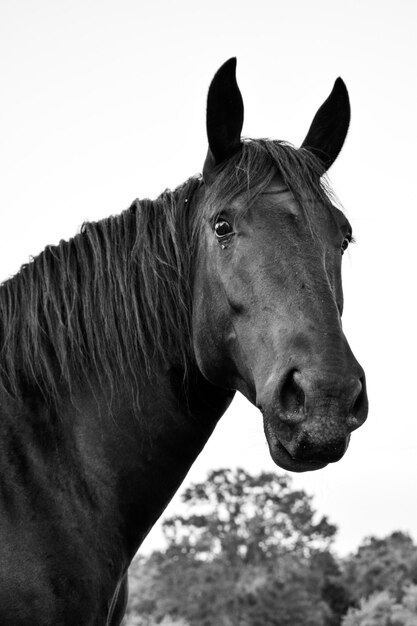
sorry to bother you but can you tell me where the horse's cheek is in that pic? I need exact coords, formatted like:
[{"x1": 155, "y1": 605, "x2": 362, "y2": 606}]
[{"x1": 192, "y1": 276, "x2": 235, "y2": 387}]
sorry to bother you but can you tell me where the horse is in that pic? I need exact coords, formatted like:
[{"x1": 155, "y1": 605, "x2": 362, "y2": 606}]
[{"x1": 0, "y1": 58, "x2": 368, "y2": 624}]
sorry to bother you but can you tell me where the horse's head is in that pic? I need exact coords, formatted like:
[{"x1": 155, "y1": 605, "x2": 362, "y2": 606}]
[{"x1": 192, "y1": 59, "x2": 368, "y2": 472}]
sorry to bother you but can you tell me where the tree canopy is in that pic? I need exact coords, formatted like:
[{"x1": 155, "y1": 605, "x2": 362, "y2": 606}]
[
  {"x1": 162, "y1": 468, "x2": 336, "y2": 564},
  {"x1": 343, "y1": 531, "x2": 417, "y2": 603},
  {"x1": 124, "y1": 469, "x2": 346, "y2": 626},
  {"x1": 123, "y1": 469, "x2": 417, "y2": 626},
  {"x1": 342, "y1": 586, "x2": 417, "y2": 626}
]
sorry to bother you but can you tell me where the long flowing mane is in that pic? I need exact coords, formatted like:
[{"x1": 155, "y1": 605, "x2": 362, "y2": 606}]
[{"x1": 0, "y1": 140, "x2": 332, "y2": 407}]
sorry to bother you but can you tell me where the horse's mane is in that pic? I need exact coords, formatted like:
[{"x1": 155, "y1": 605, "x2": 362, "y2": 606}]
[{"x1": 0, "y1": 140, "x2": 332, "y2": 407}]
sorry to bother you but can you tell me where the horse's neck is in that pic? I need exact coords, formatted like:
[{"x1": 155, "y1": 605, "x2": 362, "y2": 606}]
[{"x1": 70, "y1": 367, "x2": 234, "y2": 560}]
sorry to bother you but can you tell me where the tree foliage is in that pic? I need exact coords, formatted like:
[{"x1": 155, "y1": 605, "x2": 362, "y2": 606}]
[
  {"x1": 123, "y1": 469, "x2": 417, "y2": 626},
  {"x1": 124, "y1": 469, "x2": 346, "y2": 626},
  {"x1": 343, "y1": 532, "x2": 417, "y2": 603},
  {"x1": 162, "y1": 468, "x2": 336, "y2": 565},
  {"x1": 342, "y1": 586, "x2": 417, "y2": 626}
]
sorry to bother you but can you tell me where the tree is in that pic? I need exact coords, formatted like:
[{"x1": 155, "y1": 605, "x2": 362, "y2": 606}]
[
  {"x1": 342, "y1": 586, "x2": 417, "y2": 626},
  {"x1": 126, "y1": 468, "x2": 347, "y2": 626},
  {"x1": 311, "y1": 550, "x2": 353, "y2": 625},
  {"x1": 162, "y1": 468, "x2": 336, "y2": 565},
  {"x1": 343, "y1": 532, "x2": 417, "y2": 603},
  {"x1": 392, "y1": 586, "x2": 417, "y2": 624}
]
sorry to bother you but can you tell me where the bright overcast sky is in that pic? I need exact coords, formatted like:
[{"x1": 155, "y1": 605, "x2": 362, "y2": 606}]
[{"x1": 0, "y1": 0, "x2": 416, "y2": 557}]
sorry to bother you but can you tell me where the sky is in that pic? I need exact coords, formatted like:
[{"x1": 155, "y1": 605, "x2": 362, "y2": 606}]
[{"x1": 0, "y1": 0, "x2": 416, "y2": 557}]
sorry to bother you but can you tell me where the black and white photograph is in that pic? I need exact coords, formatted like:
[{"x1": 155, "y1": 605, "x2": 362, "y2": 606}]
[{"x1": 0, "y1": 1, "x2": 416, "y2": 624}]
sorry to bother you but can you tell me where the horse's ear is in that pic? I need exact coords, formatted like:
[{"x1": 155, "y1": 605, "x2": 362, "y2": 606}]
[
  {"x1": 203, "y1": 58, "x2": 244, "y2": 179},
  {"x1": 301, "y1": 78, "x2": 350, "y2": 173}
]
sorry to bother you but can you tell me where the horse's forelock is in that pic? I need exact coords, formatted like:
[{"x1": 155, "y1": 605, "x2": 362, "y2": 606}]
[{"x1": 206, "y1": 139, "x2": 335, "y2": 212}]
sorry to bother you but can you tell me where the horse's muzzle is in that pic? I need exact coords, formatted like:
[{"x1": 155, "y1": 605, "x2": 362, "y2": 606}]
[{"x1": 258, "y1": 367, "x2": 368, "y2": 472}]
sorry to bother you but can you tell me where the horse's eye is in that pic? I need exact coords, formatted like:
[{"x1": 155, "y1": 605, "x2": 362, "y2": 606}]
[
  {"x1": 214, "y1": 219, "x2": 233, "y2": 238},
  {"x1": 341, "y1": 233, "x2": 353, "y2": 255}
]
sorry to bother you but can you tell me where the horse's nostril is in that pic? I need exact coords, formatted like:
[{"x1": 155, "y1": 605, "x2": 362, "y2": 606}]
[
  {"x1": 280, "y1": 369, "x2": 305, "y2": 415},
  {"x1": 352, "y1": 377, "x2": 363, "y2": 411},
  {"x1": 350, "y1": 375, "x2": 368, "y2": 426}
]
